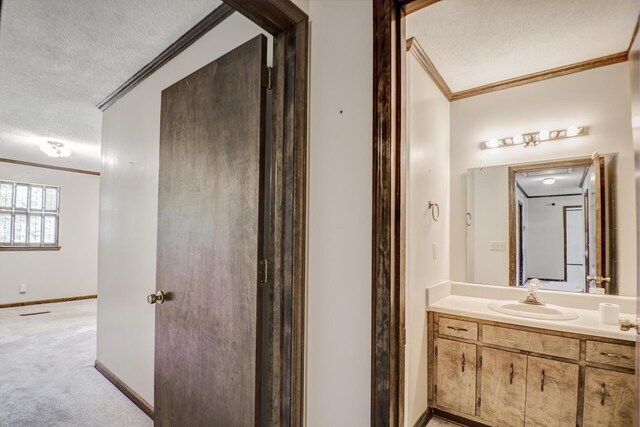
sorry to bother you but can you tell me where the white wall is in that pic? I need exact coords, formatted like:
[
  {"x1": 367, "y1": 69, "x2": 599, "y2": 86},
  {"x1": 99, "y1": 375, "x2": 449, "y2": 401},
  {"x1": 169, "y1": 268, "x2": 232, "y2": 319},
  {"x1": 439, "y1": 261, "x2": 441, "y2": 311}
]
[
  {"x1": 450, "y1": 63, "x2": 638, "y2": 296},
  {"x1": 404, "y1": 53, "x2": 450, "y2": 425},
  {"x1": 98, "y1": 13, "x2": 270, "y2": 406},
  {"x1": 0, "y1": 162, "x2": 99, "y2": 304},
  {"x1": 466, "y1": 166, "x2": 509, "y2": 285},
  {"x1": 305, "y1": 1, "x2": 372, "y2": 426}
]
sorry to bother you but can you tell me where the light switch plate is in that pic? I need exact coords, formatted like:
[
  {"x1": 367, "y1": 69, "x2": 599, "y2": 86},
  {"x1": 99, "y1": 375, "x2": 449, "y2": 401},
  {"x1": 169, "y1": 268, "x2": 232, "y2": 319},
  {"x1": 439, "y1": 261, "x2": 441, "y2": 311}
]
[
  {"x1": 19, "y1": 283, "x2": 27, "y2": 294},
  {"x1": 490, "y1": 241, "x2": 506, "y2": 251}
]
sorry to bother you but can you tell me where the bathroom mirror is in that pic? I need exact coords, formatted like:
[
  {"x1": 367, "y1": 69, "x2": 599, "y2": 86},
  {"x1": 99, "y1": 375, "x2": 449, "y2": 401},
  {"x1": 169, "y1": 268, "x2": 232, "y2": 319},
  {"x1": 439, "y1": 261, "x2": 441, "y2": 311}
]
[{"x1": 466, "y1": 153, "x2": 627, "y2": 294}]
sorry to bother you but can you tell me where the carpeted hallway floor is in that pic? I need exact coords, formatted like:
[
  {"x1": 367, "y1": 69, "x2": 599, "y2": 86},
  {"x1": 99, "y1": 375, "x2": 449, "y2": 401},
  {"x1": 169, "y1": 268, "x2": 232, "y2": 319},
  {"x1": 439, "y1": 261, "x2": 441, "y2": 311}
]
[{"x1": 0, "y1": 299, "x2": 152, "y2": 427}]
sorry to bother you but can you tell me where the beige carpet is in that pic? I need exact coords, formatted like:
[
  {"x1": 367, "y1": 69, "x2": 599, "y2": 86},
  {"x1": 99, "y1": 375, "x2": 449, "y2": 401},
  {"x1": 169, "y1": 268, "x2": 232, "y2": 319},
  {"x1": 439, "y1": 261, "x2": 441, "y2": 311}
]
[{"x1": 0, "y1": 299, "x2": 151, "y2": 427}]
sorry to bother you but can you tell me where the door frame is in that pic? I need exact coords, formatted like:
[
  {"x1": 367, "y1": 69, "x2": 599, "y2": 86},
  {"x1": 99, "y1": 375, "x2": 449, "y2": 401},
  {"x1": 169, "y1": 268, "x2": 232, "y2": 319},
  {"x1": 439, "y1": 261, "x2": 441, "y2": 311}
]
[{"x1": 218, "y1": 2, "x2": 309, "y2": 425}]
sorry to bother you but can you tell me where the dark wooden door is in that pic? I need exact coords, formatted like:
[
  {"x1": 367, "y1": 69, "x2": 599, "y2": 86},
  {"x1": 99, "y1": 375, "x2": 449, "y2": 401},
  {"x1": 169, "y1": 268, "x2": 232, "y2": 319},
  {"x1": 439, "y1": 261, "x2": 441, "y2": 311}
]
[{"x1": 155, "y1": 35, "x2": 267, "y2": 427}]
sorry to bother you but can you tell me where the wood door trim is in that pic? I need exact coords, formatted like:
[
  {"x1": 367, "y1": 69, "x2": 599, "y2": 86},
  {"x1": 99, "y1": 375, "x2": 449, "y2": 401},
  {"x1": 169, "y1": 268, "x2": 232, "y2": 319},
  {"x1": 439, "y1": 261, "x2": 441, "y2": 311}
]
[
  {"x1": 563, "y1": 205, "x2": 583, "y2": 283},
  {"x1": 0, "y1": 294, "x2": 96, "y2": 309},
  {"x1": 219, "y1": 2, "x2": 308, "y2": 426},
  {"x1": 0, "y1": 157, "x2": 100, "y2": 176},
  {"x1": 373, "y1": 1, "x2": 404, "y2": 426},
  {"x1": 95, "y1": 361, "x2": 154, "y2": 419},
  {"x1": 97, "y1": 3, "x2": 235, "y2": 111}
]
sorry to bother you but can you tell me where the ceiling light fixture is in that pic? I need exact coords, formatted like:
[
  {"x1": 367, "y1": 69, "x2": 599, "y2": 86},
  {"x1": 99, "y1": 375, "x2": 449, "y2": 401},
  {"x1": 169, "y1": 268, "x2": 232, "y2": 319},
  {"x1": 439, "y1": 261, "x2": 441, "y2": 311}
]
[
  {"x1": 486, "y1": 138, "x2": 501, "y2": 148},
  {"x1": 542, "y1": 178, "x2": 556, "y2": 185},
  {"x1": 40, "y1": 141, "x2": 71, "y2": 158},
  {"x1": 480, "y1": 125, "x2": 586, "y2": 150}
]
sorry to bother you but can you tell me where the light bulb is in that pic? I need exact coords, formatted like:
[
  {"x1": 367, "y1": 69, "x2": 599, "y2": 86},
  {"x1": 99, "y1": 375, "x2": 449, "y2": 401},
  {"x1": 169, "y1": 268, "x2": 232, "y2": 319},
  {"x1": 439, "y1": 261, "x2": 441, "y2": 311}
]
[
  {"x1": 512, "y1": 134, "x2": 524, "y2": 145},
  {"x1": 485, "y1": 138, "x2": 500, "y2": 148},
  {"x1": 542, "y1": 178, "x2": 556, "y2": 185},
  {"x1": 538, "y1": 130, "x2": 550, "y2": 141},
  {"x1": 566, "y1": 125, "x2": 580, "y2": 137}
]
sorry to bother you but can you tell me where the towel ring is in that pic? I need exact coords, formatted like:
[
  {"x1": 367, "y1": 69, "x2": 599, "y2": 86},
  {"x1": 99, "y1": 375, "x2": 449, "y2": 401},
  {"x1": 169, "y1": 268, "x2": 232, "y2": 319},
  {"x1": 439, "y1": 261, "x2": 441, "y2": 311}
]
[
  {"x1": 466, "y1": 212, "x2": 472, "y2": 227},
  {"x1": 428, "y1": 201, "x2": 440, "y2": 221}
]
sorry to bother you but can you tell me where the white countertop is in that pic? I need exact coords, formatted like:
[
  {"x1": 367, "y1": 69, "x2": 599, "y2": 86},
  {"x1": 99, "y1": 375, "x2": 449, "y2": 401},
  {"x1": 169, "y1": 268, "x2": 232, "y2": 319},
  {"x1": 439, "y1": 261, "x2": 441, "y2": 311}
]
[{"x1": 429, "y1": 294, "x2": 638, "y2": 342}]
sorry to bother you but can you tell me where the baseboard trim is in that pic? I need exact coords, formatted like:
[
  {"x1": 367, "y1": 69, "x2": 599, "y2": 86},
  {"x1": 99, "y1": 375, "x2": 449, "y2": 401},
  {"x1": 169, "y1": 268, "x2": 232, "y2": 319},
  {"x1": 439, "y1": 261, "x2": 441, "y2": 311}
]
[
  {"x1": 414, "y1": 407, "x2": 434, "y2": 426},
  {"x1": 95, "y1": 360, "x2": 154, "y2": 419},
  {"x1": 0, "y1": 294, "x2": 96, "y2": 309},
  {"x1": 434, "y1": 409, "x2": 491, "y2": 427}
]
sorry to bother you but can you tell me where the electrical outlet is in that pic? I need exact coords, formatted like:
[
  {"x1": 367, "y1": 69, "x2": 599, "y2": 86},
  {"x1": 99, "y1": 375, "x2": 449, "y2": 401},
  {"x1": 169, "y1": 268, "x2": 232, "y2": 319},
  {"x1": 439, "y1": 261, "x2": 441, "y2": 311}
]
[
  {"x1": 19, "y1": 283, "x2": 27, "y2": 294},
  {"x1": 490, "y1": 241, "x2": 506, "y2": 251}
]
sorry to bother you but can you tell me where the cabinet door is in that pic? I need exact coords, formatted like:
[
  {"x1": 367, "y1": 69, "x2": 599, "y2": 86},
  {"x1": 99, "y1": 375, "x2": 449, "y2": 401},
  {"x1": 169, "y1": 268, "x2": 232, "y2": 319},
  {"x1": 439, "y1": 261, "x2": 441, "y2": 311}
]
[
  {"x1": 583, "y1": 367, "x2": 638, "y2": 427},
  {"x1": 525, "y1": 356, "x2": 579, "y2": 427},
  {"x1": 436, "y1": 338, "x2": 476, "y2": 416},
  {"x1": 481, "y1": 348, "x2": 527, "y2": 427}
]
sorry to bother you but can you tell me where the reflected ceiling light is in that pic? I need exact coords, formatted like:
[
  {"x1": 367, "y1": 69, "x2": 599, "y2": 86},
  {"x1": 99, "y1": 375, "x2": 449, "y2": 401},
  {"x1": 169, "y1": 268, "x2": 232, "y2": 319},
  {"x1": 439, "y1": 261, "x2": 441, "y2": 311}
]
[
  {"x1": 480, "y1": 126, "x2": 586, "y2": 150},
  {"x1": 40, "y1": 141, "x2": 71, "y2": 158},
  {"x1": 542, "y1": 178, "x2": 556, "y2": 185}
]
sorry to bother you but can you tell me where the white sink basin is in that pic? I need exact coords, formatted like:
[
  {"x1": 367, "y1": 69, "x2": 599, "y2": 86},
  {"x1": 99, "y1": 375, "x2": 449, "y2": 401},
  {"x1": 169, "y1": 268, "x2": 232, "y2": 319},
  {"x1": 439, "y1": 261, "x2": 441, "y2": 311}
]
[{"x1": 488, "y1": 301, "x2": 579, "y2": 321}]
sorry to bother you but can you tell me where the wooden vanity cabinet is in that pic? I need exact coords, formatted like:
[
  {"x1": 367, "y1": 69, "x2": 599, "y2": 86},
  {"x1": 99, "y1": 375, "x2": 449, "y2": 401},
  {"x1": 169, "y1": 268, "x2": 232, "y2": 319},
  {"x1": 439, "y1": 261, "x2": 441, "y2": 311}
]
[
  {"x1": 583, "y1": 367, "x2": 638, "y2": 427},
  {"x1": 480, "y1": 348, "x2": 527, "y2": 427},
  {"x1": 524, "y1": 356, "x2": 579, "y2": 427},
  {"x1": 429, "y1": 312, "x2": 637, "y2": 427},
  {"x1": 435, "y1": 338, "x2": 477, "y2": 416}
]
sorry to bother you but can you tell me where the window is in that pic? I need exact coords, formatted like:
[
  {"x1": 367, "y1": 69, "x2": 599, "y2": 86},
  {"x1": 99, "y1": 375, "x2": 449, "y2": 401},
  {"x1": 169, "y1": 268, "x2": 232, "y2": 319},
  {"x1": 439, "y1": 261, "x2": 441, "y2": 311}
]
[{"x1": 0, "y1": 181, "x2": 60, "y2": 249}]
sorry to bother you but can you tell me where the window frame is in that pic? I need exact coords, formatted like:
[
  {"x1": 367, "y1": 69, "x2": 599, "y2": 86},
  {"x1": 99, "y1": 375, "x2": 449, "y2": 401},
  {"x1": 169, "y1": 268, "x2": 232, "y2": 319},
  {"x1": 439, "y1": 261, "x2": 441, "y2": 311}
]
[{"x1": 0, "y1": 180, "x2": 61, "y2": 251}]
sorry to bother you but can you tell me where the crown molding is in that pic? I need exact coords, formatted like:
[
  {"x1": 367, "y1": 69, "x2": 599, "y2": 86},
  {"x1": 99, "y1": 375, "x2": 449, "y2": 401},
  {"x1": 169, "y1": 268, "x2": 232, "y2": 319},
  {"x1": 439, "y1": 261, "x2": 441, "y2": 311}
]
[
  {"x1": 398, "y1": 0, "x2": 440, "y2": 15},
  {"x1": 0, "y1": 157, "x2": 100, "y2": 176},
  {"x1": 406, "y1": 37, "x2": 452, "y2": 100},
  {"x1": 628, "y1": 17, "x2": 639, "y2": 52},
  {"x1": 96, "y1": 3, "x2": 234, "y2": 111},
  {"x1": 406, "y1": 44, "x2": 628, "y2": 102},
  {"x1": 405, "y1": 10, "x2": 639, "y2": 102},
  {"x1": 450, "y1": 51, "x2": 628, "y2": 101}
]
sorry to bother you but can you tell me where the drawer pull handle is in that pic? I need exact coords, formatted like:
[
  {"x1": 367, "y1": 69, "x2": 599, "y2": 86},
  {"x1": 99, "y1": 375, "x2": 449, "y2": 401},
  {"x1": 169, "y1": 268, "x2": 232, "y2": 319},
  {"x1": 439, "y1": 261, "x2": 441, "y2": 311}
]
[
  {"x1": 599, "y1": 351, "x2": 631, "y2": 360},
  {"x1": 461, "y1": 353, "x2": 465, "y2": 373},
  {"x1": 509, "y1": 363, "x2": 514, "y2": 385},
  {"x1": 540, "y1": 369, "x2": 545, "y2": 392},
  {"x1": 601, "y1": 383, "x2": 606, "y2": 406},
  {"x1": 447, "y1": 326, "x2": 468, "y2": 332}
]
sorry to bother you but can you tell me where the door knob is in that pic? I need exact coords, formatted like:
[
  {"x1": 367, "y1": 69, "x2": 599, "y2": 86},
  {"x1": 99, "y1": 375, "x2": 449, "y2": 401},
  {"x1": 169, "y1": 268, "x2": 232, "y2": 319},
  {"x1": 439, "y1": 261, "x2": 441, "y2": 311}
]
[{"x1": 147, "y1": 291, "x2": 165, "y2": 304}]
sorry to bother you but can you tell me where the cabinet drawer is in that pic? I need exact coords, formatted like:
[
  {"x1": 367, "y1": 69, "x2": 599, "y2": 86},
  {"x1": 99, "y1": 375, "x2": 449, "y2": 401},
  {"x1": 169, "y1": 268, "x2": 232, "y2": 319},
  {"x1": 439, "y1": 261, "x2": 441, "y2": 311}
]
[
  {"x1": 438, "y1": 317, "x2": 478, "y2": 340},
  {"x1": 585, "y1": 340, "x2": 635, "y2": 369},
  {"x1": 482, "y1": 325, "x2": 580, "y2": 360}
]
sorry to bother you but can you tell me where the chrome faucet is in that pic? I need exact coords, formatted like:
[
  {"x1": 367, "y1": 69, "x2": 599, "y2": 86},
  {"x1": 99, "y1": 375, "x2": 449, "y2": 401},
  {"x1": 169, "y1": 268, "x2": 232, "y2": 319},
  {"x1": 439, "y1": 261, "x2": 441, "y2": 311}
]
[{"x1": 520, "y1": 280, "x2": 545, "y2": 306}]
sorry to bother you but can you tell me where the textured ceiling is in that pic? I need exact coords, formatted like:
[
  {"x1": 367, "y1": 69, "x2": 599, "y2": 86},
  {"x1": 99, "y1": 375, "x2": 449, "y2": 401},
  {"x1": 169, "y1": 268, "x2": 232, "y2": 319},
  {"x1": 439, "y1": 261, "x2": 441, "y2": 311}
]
[
  {"x1": 407, "y1": 0, "x2": 639, "y2": 92},
  {"x1": 0, "y1": 0, "x2": 222, "y2": 170},
  {"x1": 517, "y1": 166, "x2": 586, "y2": 197}
]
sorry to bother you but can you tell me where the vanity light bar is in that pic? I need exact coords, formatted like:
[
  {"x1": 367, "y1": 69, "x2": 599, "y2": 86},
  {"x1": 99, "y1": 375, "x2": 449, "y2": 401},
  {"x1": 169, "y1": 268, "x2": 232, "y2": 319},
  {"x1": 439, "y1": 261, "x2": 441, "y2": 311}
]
[{"x1": 480, "y1": 126, "x2": 587, "y2": 150}]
